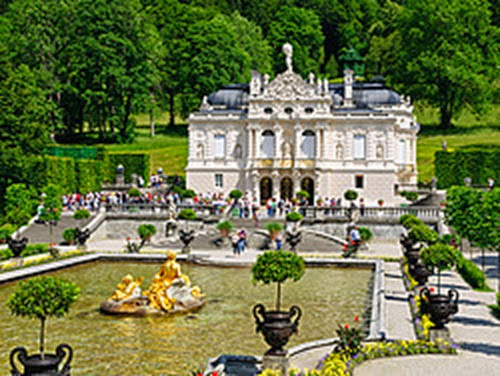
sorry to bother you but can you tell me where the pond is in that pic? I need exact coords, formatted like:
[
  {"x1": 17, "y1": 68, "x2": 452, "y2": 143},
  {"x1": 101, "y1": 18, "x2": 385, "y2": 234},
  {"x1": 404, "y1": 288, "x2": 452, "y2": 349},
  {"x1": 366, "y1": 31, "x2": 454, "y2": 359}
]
[{"x1": 0, "y1": 262, "x2": 372, "y2": 375}]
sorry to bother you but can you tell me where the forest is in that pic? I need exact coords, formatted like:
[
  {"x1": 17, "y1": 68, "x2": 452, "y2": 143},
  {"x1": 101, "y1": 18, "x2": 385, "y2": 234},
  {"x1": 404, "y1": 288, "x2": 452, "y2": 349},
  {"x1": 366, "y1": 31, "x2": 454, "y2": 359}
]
[{"x1": 0, "y1": 0, "x2": 498, "y2": 206}]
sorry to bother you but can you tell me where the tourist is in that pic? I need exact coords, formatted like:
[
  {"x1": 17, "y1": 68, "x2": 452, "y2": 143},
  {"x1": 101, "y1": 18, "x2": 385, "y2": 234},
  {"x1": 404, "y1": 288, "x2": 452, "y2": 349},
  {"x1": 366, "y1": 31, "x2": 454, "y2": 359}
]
[
  {"x1": 275, "y1": 232, "x2": 283, "y2": 251},
  {"x1": 237, "y1": 229, "x2": 247, "y2": 254},
  {"x1": 360, "y1": 198, "x2": 365, "y2": 216},
  {"x1": 349, "y1": 226, "x2": 361, "y2": 249},
  {"x1": 231, "y1": 232, "x2": 240, "y2": 256},
  {"x1": 488, "y1": 178, "x2": 495, "y2": 190}
]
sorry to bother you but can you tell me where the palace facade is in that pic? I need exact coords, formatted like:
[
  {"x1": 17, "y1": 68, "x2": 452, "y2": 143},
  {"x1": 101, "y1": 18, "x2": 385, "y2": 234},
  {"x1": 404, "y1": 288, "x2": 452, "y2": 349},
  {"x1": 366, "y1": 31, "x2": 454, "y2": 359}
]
[{"x1": 186, "y1": 44, "x2": 418, "y2": 205}]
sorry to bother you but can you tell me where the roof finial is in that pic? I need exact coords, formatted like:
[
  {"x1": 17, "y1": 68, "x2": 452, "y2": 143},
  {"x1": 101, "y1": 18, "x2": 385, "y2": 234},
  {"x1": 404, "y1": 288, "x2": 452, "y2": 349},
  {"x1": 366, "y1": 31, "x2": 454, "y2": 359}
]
[{"x1": 282, "y1": 43, "x2": 293, "y2": 72}]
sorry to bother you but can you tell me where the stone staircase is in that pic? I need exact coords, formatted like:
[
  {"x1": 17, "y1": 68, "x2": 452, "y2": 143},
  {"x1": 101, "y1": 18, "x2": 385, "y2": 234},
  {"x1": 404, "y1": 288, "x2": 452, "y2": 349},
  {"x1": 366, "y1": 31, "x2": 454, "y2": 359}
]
[{"x1": 19, "y1": 214, "x2": 93, "y2": 244}]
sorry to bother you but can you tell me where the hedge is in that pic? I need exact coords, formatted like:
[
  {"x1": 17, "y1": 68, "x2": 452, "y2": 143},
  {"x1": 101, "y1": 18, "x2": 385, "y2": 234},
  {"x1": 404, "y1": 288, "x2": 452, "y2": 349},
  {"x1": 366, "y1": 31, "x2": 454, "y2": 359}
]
[
  {"x1": 75, "y1": 159, "x2": 104, "y2": 193},
  {"x1": 43, "y1": 156, "x2": 76, "y2": 194},
  {"x1": 45, "y1": 146, "x2": 105, "y2": 160},
  {"x1": 435, "y1": 150, "x2": 500, "y2": 189},
  {"x1": 104, "y1": 153, "x2": 150, "y2": 183}
]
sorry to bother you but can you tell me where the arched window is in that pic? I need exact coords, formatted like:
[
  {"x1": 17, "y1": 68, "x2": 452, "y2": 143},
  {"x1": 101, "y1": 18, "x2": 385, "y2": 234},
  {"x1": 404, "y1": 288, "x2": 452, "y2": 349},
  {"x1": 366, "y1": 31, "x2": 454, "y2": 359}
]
[
  {"x1": 261, "y1": 130, "x2": 275, "y2": 158},
  {"x1": 301, "y1": 130, "x2": 315, "y2": 158},
  {"x1": 235, "y1": 144, "x2": 243, "y2": 159}
]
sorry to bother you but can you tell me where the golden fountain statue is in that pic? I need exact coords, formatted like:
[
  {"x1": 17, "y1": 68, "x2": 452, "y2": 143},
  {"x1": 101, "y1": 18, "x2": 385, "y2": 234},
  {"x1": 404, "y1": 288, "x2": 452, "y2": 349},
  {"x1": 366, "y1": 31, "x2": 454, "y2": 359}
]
[{"x1": 100, "y1": 251, "x2": 205, "y2": 316}]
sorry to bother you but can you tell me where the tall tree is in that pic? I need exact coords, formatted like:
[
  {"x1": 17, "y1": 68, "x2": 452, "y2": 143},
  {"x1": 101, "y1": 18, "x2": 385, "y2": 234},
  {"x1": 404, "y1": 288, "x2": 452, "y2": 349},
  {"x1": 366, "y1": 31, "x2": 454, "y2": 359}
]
[
  {"x1": 394, "y1": 0, "x2": 497, "y2": 129},
  {"x1": 268, "y1": 6, "x2": 325, "y2": 76}
]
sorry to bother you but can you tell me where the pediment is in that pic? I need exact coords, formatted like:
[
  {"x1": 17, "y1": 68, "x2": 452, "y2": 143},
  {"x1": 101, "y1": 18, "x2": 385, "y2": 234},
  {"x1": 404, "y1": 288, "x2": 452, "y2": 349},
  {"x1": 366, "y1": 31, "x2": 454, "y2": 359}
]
[{"x1": 263, "y1": 71, "x2": 316, "y2": 100}]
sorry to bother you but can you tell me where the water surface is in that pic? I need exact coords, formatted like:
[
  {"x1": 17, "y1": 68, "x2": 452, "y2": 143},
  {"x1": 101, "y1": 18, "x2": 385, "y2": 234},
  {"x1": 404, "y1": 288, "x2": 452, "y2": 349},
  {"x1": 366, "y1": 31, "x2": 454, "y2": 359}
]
[{"x1": 0, "y1": 262, "x2": 371, "y2": 375}]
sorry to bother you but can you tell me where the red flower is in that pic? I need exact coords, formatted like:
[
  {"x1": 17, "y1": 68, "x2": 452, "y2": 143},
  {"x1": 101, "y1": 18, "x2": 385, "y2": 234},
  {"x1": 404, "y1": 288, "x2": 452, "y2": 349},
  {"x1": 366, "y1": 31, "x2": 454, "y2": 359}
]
[
  {"x1": 196, "y1": 373, "x2": 202, "y2": 376},
  {"x1": 430, "y1": 287, "x2": 435, "y2": 293},
  {"x1": 354, "y1": 316, "x2": 359, "y2": 322},
  {"x1": 344, "y1": 324, "x2": 349, "y2": 329},
  {"x1": 126, "y1": 237, "x2": 130, "y2": 242},
  {"x1": 212, "y1": 372, "x2": 219, "y2": 376}
]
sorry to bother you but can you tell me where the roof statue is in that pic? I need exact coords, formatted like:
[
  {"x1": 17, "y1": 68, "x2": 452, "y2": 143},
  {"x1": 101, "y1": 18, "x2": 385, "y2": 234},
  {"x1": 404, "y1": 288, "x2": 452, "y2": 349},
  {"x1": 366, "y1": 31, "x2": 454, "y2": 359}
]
[{"x1": 282, "y1": 43, "x2": 293, "y2": 72}]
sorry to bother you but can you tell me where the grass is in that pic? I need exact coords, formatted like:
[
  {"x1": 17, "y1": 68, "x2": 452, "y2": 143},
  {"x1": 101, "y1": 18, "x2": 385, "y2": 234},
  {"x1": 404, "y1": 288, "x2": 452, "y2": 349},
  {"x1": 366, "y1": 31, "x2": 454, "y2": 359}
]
[{"x1": 415, "y1": 104, "x2": 500, "y2": 182}]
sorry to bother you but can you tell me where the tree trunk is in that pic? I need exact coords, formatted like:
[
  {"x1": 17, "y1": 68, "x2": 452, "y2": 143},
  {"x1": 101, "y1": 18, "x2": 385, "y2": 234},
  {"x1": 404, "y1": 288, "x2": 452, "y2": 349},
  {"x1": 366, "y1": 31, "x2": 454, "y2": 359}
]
[
  {"x1": 40, "y1": 317, "x2": 46, "y2": 359},
  {"x1": 169, "y1": 90, "x2": 175, "y2": 127},
  {"x1": 481, "y1": 248, "x2": 485, "y2": 275},
  {"x1": 440, "y1": 106, "x2": 453, "y2": 130},
  {"x1": 150, "y1": 107, "x2": 155, "y2": 138},
  {"x1": 276, "y1": 281, "x2": 281, "y2": 311}
]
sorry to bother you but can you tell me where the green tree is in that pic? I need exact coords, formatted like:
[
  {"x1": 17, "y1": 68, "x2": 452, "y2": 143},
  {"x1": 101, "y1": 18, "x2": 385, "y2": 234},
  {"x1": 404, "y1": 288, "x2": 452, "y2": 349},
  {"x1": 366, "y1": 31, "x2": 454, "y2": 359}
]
[
  {"x1": 40, "y1": 184, "x2": 62, "y2": 246},
  {"x1": 268, "y1": 6, "x2": 325, "y2": 76},
  {"x1": 394, "y1": 0, "x2": 497, "y2": 129},
  {"x1": 4, "y1": 184, "x2": 38, "y2": 227}
]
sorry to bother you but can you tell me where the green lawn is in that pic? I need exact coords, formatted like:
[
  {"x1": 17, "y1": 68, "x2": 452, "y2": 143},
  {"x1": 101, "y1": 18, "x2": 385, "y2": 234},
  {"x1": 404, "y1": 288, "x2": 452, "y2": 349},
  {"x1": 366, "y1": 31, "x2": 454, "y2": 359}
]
[
  {"x1": 416, "y1": 104, "x2": 500, "y2": 182},
  {"x1": 96, "y1": 106, "x2": 500, "y2": 181}
]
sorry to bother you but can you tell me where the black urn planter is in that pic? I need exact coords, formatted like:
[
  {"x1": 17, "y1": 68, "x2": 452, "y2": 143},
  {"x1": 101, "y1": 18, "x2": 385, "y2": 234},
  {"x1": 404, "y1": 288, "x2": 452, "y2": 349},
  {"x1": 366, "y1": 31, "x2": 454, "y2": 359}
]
[
  {"x1": 285, "y1": 230, "x2": 302, "y2": 252},
  {"x1": 7, "y1": 237, "x2": 28, "y2": 257},
  {"x1": 10, "y1": 344, "x2": 72, "y2": 376},
  {"x1": 410, "y1": 263, "x2": 433, "y2": 286},
  {"x1": 179, "y1": 229, "x2": 195, "y2": 254},
  {"x1": 253, "y1": 304, "x2": 301, "y2": 356},
  {"x1": 400, "y1": 235, "x2": 414, "y2": 251},
  {"x1": 75, "y1": 229, "x2": 90, "y2": 246},
  {"x1": 420, "y1": 287, "x2": 459, "y2": 329}
]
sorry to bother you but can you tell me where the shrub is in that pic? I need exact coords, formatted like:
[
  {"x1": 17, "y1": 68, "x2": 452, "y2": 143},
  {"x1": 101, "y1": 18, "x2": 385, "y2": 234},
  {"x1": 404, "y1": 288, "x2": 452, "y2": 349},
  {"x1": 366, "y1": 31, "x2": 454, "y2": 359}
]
[
  {"x1": 178, "y1": 208, "x2": 197, "y2": 220},
  {"x1": 266, "y1": 222, "x2": 283, "y2": 234},
  {"x1": 296, "y1": 190, "x2": 310, "y2": 199},
  {"x1": 456, "y1": 257, "x2": 488, "y2": 290},
  {"x1": 128, "y1": 187, "x2": 141, "y2": 197},
  {"x1": 20, "y1": 244, "x2": 49, "y2": 257},
  {"x1": 0, "y1": 248, "x2": 14, "y2": 261},
  {"x1": 75, "y1": 159, "x2": 104, "y2": 193},
  {"x1": 344, "y1": 190, "x2": 358, "y2": 201},
  {"x1": 0, "y1": 224, "x2": 16, "y2": 242},
  {"x1": 286, "y1": 212, "x2": 303, "y2": 222},
  {"x1": 358, "y1": 227, "x2": 373, "y2": 242},
  {"x1": 401, "y1": 191, "x2": 419, "y2": 202},
  {"x1": 229, "y1": 189, "x2": 243, "y2": 200},
  {"x1": 408, "y1": 224, "x2": 439, "y2": 245},
  {"x1": 251, "y1": 251, "x2": 305, "y2": 310},
  {"x1": 73, "y1": 208, "x2": 91, "y2": 220},
  {"x1": 420, "y1": 243, "x2": 458, "y2": 272},
  {"x1": 138, "y1": 224, "x2": 156, "y2": 240},
  {"x1": 333, "y1": 317, "x2": 363, "y2": 356},
  {"x1": 7, "y1": 276, "x2": 79, "y2": 357},
  {"x1": 62, "y1": 228, "x2": 77, "y2": 244},
  {"x1": 216, "y1": 220, "x2": 234, "y2": 233},
  {"x1": 172, "y1": 185, "x2": 184, "y2": 195},
  {"x1": 400, "y1": 214, "x2": 425, "y2": 229},
  {"x1": 4, "y1": 183, "x2": 38, "y2": 227},
  {"x1": 106, "y1": 153, "x2": 150, "y2": 184},
  {"x1": 182, "y1": 189, "x2": 196, "y2": 199},
  {"x1": 43, "y1": 156, "x2": 76, "y2": 194}
]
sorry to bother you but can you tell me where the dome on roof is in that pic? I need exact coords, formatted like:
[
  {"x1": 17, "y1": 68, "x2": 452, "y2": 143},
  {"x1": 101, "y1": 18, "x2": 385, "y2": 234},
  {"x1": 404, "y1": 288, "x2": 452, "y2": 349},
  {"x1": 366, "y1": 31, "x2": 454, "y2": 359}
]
[
  {"x1": 354, "y1": 88, "x2": 401, "y2": 106},
  {"x1": 207, "y1": 85, "x2": 248, "y2": 109}
]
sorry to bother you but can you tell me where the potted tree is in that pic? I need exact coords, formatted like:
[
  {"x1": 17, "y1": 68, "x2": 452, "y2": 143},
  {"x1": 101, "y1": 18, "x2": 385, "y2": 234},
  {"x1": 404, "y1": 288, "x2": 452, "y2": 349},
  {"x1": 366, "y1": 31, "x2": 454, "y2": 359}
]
[
  {"x1": 39, "y1": 184, "x2": 62, "y2": 253},
  {"x1": 216, "y1": 220, "x2": 234, "y2": 240},
  {"x1": 8, "y1": 276, "x2": 79, "y2": 375},
  {"x1": 229, "y1": 189, "x2": 243, "y2": 217},
  {"x1": 178, "y1": 209, "x2": 197, "y2": 254},
  {"x1": 419, "y1": 243, "x2": 460, "y2": 329},
  {"x1": 251, "y1": 251, "x2": 305, "y2": 356},
  {"x1": 285, "y1": 212, "x2": 303, "y2": 252},
  {"x1": 62, "y1": 228, "x2": 77, "y2": 245},
  {"x1": 266, "y1": 222, "x2": 283, "y2": 241}
]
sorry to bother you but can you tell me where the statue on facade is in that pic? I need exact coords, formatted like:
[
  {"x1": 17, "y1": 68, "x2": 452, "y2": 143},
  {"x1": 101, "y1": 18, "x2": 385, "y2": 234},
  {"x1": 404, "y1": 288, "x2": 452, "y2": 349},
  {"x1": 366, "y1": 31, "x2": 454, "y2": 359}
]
[{"x1": 282, "y1": 43, "x2": 293, "y2": 72}]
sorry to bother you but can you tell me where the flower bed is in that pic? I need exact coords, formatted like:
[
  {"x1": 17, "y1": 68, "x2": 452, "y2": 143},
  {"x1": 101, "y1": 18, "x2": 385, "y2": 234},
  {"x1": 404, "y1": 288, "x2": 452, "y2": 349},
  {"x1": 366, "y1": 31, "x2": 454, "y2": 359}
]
[{"x1": 0, "y1": 248, "x2": 84, "y2": 273}]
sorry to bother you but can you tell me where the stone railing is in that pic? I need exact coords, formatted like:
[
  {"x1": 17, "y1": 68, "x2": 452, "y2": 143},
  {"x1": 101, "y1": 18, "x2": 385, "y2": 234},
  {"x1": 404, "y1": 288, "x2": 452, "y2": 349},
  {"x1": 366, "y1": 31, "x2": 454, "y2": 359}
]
[{"x1": 104, "y1": 203, "x2": 219, "y2": 217}]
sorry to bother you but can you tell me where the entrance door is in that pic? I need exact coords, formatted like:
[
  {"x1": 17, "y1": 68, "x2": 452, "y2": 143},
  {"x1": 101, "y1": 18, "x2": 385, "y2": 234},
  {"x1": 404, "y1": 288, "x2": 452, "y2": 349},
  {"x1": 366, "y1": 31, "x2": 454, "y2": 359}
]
[
  {"x1": 260, "y1": 177, "x2": 273, "y2": 205},
  {"x1": 300, "y1": 177, "x2": 314, "y2": 205},
  {"x1": 280, "y1": 177, "x2": 293, "y2": 201}
]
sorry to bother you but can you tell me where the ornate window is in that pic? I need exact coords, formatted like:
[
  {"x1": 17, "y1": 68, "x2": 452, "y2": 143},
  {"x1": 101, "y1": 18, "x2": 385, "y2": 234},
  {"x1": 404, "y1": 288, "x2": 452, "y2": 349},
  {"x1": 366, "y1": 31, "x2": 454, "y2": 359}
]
[
  {"x1": 213, "y1": 134, "x2": 225, "y2": 158},
  {"x1": 261, "y1": 130, "x2": 275, "y2": 158},
  {"x1": 301, "y1": 130, "x2": 315, "y2": 159},
  {"x1": 305, "y1": 107, "x2": 314, "y2": 114},
  {"x1": 264, "y1": 107, "x2": 273, "y2": 114},
  {"x1": 284, "y1": 107, "x2": 293, "y2": 114},
  {"x1": 353, "y1": 135, "x2": 366, "y2": 160}
]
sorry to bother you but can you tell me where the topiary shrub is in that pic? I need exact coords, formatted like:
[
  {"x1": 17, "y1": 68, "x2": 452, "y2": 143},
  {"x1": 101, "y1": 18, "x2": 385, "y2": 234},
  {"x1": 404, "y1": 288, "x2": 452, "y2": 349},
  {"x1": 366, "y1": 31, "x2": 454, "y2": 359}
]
[
  {"x1": 73, "y1": 209, "x2": 90, "y2": 221},
  {"x1": 266, "y1": 222, "x2": 283, "y2": 240},
  {"x1": 216, "y1": 220, "x2": 234, "y2": 238},
  {"x1": 251, "y1": 250, "x2": 305, "y2": 311},
  {"x1": 138, "y1": 224, "x2": 156, "y2": 241},
  {"x1": 285, "y1": 212, "x2": 303, "y2": 222},
  {"x1": 420, "y1": 243, "x2": 458, "y2": 293},
  {"x1": 182, "y1": 189, "x2": 196, "y2": 199},
  {"x1": 0, "y1": 223, "x2": 16, "y2": 243},
  {"x1": 296, "y1": 190, "x2": 310, "y2": 200},
  {"x1": 408, "y1": 224, "x2": 439, "y2": 245},
  {"x1": 229, "y1": 189, "x2": 243, "y2": 200},
  {"x1": 400, "y1": 214, "x2": 425, "y2": 229},
  {"x1": 456, "y1": 257, "x2": 488, "y2": 290},
  {"x1": 358, "y1": 227, "x2": 373, "y2": 243},
  {"x1": 7, "y1": 276, "x2": 79, "y2": 358},
  {"x1": 62, "y1": 228, "x2": 78, "y2": 244},
  {"x1": 20, "y1": 244, "x2": 50, "y2": 257},
  {"x1": 401, "y1": 191, "x2": 419, "y2": 202},
  {"x1": 178, "y1": 208, "x2": 197, "y2": 221},
  {"x1": 344, "y1": 190, "x2": 358, "y2": 201},
  {"x1": 128, "y1": 187, "x2": 141, "y2": 197}
]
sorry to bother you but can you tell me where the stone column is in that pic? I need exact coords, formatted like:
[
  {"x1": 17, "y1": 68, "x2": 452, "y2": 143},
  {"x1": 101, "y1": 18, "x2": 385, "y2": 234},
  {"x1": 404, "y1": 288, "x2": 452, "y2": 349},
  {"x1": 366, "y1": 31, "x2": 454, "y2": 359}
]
[
  {"x1": 274, "y1": 124, "x2": 282, "y2": 164},
  {"x1": 255, "y1": 127, "x2": 262, "y2": 159},
  {"x1": 272, "y1": 171, "x2": 280, "y2": 200},
  {"x1": 252, "y1": 171, "x2": 260, "y2": 202},
  {"x1": 294, "y1": 124, "x2": 302, "y2": 160}
]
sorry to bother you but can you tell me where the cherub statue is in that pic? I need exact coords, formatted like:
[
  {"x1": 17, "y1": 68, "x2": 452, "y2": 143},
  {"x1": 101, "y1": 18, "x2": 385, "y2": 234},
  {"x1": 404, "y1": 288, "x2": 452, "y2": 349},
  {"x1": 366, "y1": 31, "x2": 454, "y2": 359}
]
[
  {"x1": 111, "y1": 274, "x2": 144, "y2": 301},
  {"x1": 282, "y1": 43, "x2": 293, "y2": 72}
]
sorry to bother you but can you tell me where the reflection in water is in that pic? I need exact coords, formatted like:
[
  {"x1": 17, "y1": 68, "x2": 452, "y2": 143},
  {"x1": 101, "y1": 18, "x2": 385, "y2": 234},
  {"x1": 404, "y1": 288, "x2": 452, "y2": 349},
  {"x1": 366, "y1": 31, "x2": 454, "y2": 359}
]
[{"x1": 0, "y1": 262, "x2": 371, "y2": 375}]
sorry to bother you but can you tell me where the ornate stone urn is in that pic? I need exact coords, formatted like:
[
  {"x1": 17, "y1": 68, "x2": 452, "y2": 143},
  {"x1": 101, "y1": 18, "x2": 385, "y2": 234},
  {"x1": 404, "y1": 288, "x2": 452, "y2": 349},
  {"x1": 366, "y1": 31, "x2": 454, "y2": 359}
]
[
  {"x1": 420, "y1": 287, "x2": 459, "y2": 329},
  {"x1": 253, "y1": 304, "x2": 302, "y2": 356},
  {"x1": 179, "y1": 229, "x2": 195, "y2": 254},
  {"x1": 10, "y1": 344, "x2": 72, "y2": 376},
  {"x1": 75, "y1": 229, "x2": 90, "y2": 246},
  {"x1": 7, "y1": 237, "x2": 28, "y2": 257},
  {"x1": 410, "y1": 262, "x2": 433, "y2": 286}
]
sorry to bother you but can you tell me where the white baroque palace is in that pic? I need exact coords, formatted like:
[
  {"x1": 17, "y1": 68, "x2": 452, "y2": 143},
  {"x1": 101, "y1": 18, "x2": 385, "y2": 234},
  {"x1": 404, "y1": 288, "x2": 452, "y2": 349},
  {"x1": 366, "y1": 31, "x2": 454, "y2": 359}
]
[{"x1": 186, "y1": 44, "x2": 418, "y2": 205}]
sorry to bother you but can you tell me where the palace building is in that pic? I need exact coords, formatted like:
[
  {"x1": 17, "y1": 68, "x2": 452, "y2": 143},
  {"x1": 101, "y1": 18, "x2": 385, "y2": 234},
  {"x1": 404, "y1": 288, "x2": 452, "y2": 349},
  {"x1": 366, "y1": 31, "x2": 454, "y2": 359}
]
[{"x1": 185, "y1": 44, "x2": 418, "y2": 205}]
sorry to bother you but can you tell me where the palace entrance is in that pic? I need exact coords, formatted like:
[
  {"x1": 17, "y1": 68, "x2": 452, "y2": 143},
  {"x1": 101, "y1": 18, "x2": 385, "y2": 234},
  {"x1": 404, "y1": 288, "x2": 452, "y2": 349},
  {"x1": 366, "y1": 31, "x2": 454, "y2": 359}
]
[
  {"x1": 300, "y1": 177, "x2": 314, "y2": 205},
  {"x1": 280, "y1": 177, "x2": 294, "y2": 201},
  {"x1": 260, "y1": 177, "x2": 273, "y2": 205}
]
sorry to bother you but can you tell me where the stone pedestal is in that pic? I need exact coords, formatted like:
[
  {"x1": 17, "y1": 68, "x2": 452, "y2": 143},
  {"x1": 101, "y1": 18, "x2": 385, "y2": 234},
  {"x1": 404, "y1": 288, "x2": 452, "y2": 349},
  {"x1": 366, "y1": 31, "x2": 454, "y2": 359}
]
[
  {"x1": 429, "y1": 327, "x2": 450, "y2": 343},
  {"x1": 116, "y1": 174, "x2": 125, "y2": 186},
  {"x1": 262, "y1": 354, "x2": 289, "y2": 375}
]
